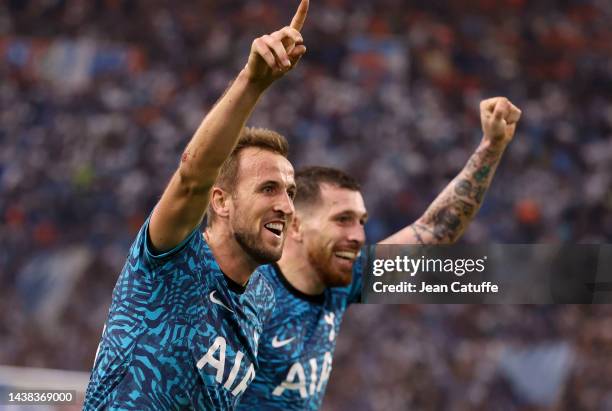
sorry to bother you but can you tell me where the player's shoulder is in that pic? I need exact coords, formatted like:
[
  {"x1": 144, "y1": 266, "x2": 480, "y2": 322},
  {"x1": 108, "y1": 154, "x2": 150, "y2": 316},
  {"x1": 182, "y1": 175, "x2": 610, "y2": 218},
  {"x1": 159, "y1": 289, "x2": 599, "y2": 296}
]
[
  {"x1": 245, "y1": 267, "x2": 277, "y2": 315},
  {"x1": 126, "y1": 215, "x2": 208, "y2": 280},
  {"x1": 254, "y1": 263, "x2": 278, "y2": 283},
  {"x1": 253, "y1": 264, "x2": 281, "y2": 297},
  {"x1": 249, "y1": 268, "x2": 275, "y2": 297}
]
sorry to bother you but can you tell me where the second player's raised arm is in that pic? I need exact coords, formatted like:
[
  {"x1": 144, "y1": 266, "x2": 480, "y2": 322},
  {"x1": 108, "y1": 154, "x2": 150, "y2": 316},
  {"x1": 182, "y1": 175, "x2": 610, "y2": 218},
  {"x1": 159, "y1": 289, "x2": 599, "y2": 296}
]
[
  {"x1": 149, "y1": 0, "x2": 309, "y2": 253},
  {"x1": 380, "y1": 97, "x2": 521, "y2": 245}
]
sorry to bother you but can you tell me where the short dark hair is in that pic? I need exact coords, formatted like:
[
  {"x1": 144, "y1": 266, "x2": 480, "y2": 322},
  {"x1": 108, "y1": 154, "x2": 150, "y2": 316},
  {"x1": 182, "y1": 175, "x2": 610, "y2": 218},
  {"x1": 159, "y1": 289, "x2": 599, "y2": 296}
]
[
  {"x1": 207, "y1": 127, "x2": 289, "y2": 226},
  {"x1": 294, "y1": 166, "x2": 361, "y2": 209}
]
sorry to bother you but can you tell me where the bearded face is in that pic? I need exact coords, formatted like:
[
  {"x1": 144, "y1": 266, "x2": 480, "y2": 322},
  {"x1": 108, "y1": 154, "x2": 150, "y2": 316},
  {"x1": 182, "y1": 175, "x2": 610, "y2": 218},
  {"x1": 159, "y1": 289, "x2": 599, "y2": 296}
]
[
  {"x1": 228, "y1": 148, "x2": 296, "y2": 265},
  {"x1": 300, "y1": 185, "x2": 367, "y2": 287}
]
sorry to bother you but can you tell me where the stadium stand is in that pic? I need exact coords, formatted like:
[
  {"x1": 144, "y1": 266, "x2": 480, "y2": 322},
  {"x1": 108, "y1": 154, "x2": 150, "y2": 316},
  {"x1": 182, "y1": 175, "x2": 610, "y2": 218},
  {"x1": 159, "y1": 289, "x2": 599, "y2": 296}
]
[{"x1": 1, "y1": 0, "x2": 611, "y2": 409}]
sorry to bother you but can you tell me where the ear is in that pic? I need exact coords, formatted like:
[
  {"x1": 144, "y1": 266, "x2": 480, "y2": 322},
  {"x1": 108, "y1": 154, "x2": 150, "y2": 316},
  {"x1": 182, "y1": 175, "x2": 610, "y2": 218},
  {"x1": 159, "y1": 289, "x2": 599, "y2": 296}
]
[
  {"x1": 210, "y1": 187, "x2": 231, "y2": 219},
  {"x1": 289, "y1": 214, "x2": 303, "y2": 242}
]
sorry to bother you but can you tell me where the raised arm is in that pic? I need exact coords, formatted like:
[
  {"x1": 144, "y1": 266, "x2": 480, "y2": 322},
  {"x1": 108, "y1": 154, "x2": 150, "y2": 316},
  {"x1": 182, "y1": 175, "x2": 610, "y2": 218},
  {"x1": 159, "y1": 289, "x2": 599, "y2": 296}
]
[
  {"x1": 380, "y1": 97, "x2": 522, "y2": 245},
  {"x1": 149, "y1": 0, "x2": 309, "y2": 252}
]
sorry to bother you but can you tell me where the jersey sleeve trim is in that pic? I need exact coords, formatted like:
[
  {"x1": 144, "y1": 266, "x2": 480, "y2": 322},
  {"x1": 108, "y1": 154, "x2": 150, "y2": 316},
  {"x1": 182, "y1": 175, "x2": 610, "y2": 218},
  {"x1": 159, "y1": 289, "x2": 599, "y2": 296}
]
[{"x1": 143, "y1": 215, "x2": 201, "y2": 263}]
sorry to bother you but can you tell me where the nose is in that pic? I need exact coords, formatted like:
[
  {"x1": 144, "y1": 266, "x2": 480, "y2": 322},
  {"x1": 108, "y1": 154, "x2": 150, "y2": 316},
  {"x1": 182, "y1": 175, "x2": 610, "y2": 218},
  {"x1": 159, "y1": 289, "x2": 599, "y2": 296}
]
[
  {"x1": 347, "y1": 224, "x2": 366, "y2": 247},
  {"x1": 274, "y1": 191, "x2": 295, "y2": 217}
]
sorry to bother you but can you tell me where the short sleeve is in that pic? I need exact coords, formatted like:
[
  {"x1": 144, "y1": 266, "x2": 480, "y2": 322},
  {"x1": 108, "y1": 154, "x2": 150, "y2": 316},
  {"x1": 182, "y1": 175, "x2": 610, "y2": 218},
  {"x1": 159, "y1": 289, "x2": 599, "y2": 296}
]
[{"x1": 129, "y1": 215, "x2": 203, "y2": 280}]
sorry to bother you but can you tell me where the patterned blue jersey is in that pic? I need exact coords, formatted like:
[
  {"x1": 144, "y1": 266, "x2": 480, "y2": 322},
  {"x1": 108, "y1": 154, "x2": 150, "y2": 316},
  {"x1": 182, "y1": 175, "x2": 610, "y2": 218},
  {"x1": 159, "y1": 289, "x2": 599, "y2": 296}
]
[
  {"x1": 84, "y1": 218, "x2": 275, "y2": 410},
  {"x1": 237, "y1": 253, "x2": 365, "y2": 411}
]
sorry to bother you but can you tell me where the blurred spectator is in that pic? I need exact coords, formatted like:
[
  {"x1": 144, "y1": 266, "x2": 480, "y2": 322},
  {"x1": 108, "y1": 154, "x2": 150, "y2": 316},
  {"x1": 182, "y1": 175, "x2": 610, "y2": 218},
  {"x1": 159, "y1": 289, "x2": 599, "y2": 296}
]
[{"x1": 1, "y1": 0, "x2": 612, "y2": 409}]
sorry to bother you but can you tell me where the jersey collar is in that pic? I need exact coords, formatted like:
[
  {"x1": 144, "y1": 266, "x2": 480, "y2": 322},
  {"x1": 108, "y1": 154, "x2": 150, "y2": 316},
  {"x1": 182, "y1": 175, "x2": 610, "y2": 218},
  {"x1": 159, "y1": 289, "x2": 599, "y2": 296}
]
[{"x1": 273, "y1": 263, "x2": 325, "y2": 304}]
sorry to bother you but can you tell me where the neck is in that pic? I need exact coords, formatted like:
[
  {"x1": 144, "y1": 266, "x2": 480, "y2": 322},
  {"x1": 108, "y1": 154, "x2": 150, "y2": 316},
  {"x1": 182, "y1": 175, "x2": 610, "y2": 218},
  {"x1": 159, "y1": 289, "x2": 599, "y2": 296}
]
[
  {"x1": 205, "y1": 224, "x2": 259, "y2": 286},
  {"x1": 278, "y1": 242, "x2": 325, "y2": 295}
]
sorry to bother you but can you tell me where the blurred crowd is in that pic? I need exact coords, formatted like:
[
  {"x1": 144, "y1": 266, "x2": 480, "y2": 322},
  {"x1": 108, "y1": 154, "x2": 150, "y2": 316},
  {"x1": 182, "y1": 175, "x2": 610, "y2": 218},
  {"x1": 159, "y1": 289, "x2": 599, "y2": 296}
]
[
  {"x1": 1, "y1": 0, "x2": 611, "y2": 409},
  {"x1": 327, "y1": 304, "x2": 612, "y2": 410}
]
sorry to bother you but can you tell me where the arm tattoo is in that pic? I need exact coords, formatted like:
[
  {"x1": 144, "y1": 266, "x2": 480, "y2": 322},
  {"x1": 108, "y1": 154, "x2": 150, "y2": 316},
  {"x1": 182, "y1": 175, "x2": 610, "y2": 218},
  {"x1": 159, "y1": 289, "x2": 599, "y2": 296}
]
[
  {"x1": 418, "y1": 143, "x2": 505, "y2": 244},
  {"x1": 454, "y1": 180, "x2": 472, "y2": 197},
  {"x1": 410, "y1": 224, "x2": 426, "y2": 245}
]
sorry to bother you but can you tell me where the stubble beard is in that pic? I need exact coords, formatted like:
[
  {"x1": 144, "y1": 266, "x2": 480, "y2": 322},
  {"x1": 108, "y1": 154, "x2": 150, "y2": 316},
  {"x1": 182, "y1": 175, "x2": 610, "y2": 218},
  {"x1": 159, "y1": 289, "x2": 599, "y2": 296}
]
[
  {"x1": 307, "y1": 244, "x2": 353, "y2": 288},
  {"x1": 234, "y1": 229, "x2": 282, "y2": 265}
]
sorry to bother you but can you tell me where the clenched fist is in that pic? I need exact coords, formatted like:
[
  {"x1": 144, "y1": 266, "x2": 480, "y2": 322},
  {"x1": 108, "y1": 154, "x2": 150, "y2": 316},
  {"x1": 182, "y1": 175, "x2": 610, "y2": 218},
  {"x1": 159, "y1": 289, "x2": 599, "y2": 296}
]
[
  {"x1": 480, "y1": 97, "x2": 522, "y2": 147},
  {"x1": 245, "y1": 0, "x2": 309, "y2": 88}
]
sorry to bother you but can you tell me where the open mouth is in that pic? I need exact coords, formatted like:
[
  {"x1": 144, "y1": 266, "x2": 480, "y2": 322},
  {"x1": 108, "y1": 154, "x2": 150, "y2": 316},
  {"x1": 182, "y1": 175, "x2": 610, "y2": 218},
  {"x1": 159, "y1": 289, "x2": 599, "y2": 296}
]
[
  {"x1": 334, "y1": 251, "x2": 357, "y2": 261},
  {"x1": 264, "y1": 222, "x2": 284, "y2": 237}
]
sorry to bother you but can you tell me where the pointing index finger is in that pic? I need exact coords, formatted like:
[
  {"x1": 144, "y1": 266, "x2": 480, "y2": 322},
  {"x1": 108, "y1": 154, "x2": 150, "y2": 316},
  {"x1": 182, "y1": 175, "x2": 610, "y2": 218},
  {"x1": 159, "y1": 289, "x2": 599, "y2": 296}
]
[{"x1": 290, "y1": 0, "x2": 309, "y2": 31}]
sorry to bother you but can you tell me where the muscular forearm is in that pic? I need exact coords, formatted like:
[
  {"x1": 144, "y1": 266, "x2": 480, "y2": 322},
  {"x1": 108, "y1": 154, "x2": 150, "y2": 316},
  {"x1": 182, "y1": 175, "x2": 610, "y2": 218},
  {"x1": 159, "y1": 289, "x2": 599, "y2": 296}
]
[
  {"x1": 412, "y1": 139, "x2": 506, "y2": 244},
  {"x1": 178, "y1": 70, "x2": 267, "y2": 190},
  {"x1": 380, "y1": 97, "x2": 520, "y2": 246},
  {"x1": 149, "y1": 72, "x2": 267, "y2": 251}
]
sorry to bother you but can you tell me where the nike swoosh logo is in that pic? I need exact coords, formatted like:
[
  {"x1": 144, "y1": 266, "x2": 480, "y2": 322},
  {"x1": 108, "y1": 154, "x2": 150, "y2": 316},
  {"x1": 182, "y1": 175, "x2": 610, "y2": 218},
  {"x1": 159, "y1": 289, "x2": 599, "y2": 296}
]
[
  {"x1": 209, "y1": 291, "x2": 234, "y2": 313},
  {"x1": 271, "y1": 336, "x2": 295, "y2": 348}
]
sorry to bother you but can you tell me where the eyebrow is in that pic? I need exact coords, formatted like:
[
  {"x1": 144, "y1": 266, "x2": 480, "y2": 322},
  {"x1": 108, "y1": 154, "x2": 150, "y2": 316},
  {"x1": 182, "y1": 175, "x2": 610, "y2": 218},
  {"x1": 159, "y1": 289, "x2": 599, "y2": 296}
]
[
  {"x1": 259, "y1": 180, "x2": 278, "y2": 187},
  {"x1": 258, "y1": 180, "x2": 297, "y2": 191},
  {"x1": 334, "y1": 210, "x2": 368, "y2": 220}
]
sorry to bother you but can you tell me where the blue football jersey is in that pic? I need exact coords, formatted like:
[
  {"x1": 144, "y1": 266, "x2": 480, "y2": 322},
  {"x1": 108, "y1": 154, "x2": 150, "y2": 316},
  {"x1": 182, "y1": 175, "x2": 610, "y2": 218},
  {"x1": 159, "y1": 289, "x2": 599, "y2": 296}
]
[
  {"x1": 237, "y1": 253, "x2": 365, "y2": 411},
  {"x1": 84, "y1": 218, "x2": 275, "y2": 410}
]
